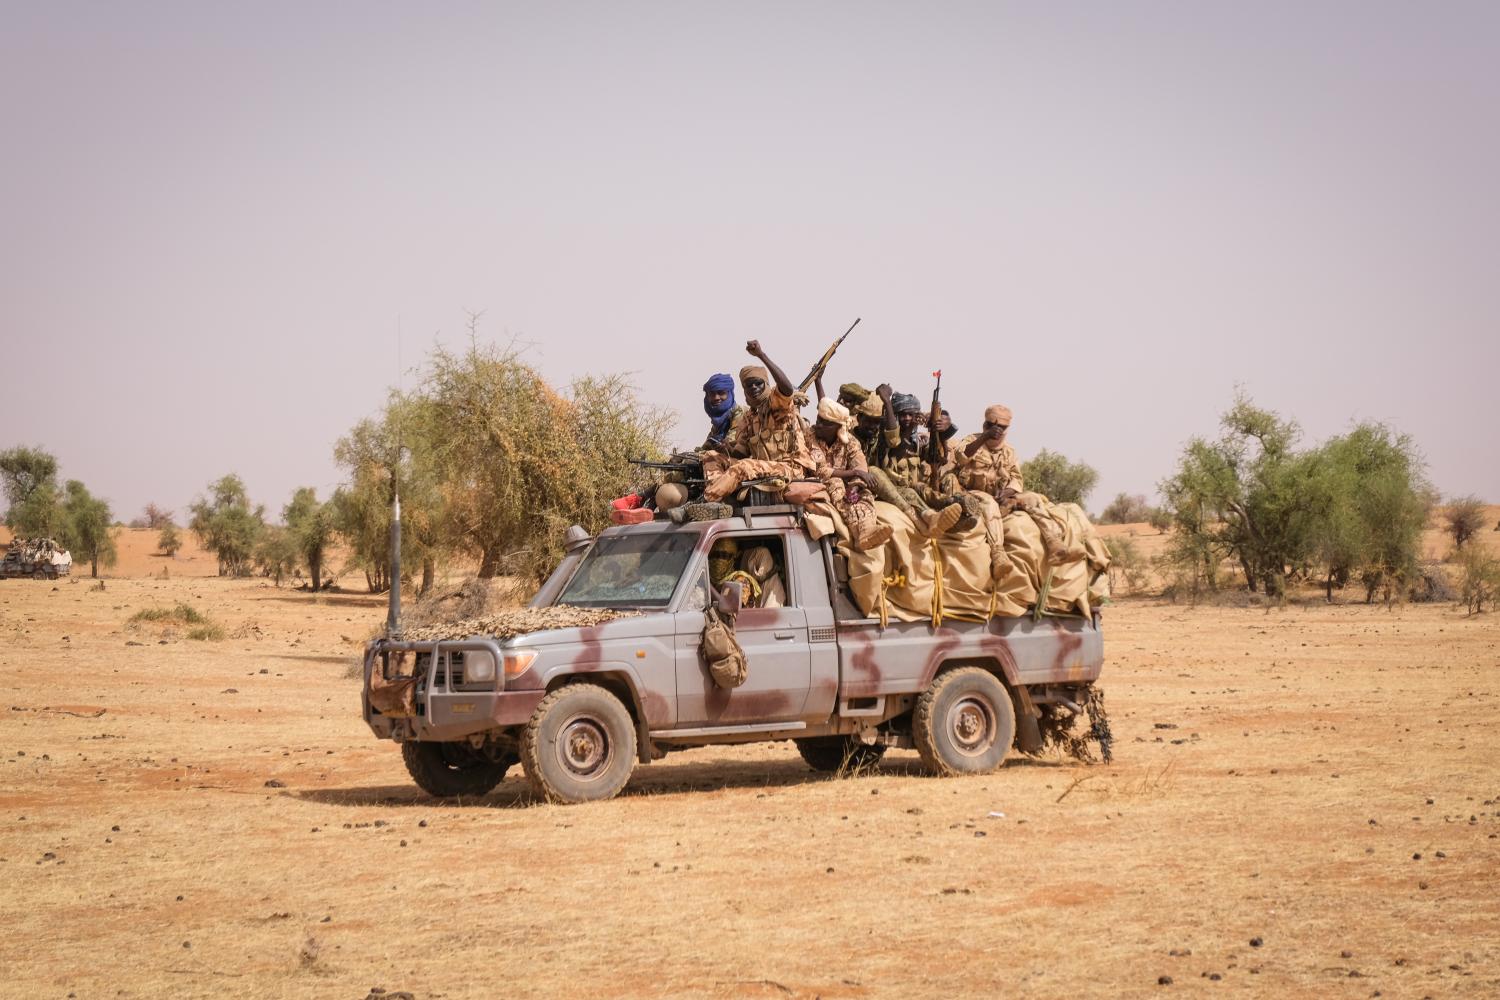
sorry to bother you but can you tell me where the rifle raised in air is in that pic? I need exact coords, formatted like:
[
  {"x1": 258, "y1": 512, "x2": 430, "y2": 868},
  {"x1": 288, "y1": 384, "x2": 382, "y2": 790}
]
[
  {"x1": 926, "y1": 370, "x2": 943, "y2": 492},
  {"x1": 796, "y1": 317, "x2": 861, "y2": 393}
]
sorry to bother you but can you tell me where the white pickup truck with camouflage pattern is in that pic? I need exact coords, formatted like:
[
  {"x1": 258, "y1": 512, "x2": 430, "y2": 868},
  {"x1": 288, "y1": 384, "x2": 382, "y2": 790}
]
[{"x1": 361, "y1": 504, "x2": 1109, "y2": 804}]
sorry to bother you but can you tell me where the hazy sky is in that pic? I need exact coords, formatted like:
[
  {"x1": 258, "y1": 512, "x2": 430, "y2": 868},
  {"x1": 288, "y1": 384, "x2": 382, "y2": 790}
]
[{"x1": 3, "y1": 2, "x2": 1496, "y2": 523}]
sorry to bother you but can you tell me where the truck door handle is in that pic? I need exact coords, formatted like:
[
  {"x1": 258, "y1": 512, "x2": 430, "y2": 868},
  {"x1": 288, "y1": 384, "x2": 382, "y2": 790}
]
[{"x1": 773, "y1": 631, "x2": 797, "y2": 640}]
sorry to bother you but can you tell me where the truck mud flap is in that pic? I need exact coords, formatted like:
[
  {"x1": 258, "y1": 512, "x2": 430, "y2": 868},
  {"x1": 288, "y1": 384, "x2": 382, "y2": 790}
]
[{"x1": 1014, "y1": 685, "x2": 1042, "y2": 754}]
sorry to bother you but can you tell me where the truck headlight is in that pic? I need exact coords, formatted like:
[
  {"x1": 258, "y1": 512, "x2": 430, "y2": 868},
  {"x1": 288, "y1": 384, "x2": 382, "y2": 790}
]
[
  {"x1": 504, "y1": 651, "x2": 538, "y2": 677},
  {"x1": 464, "y1": 649, "x2": 497, "y2": 683}
]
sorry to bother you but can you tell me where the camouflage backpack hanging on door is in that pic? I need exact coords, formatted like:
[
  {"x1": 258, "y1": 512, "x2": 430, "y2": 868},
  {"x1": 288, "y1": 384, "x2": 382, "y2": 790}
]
[{"x1": 699, "y1": 605, "x2": 748, "y2": 689}]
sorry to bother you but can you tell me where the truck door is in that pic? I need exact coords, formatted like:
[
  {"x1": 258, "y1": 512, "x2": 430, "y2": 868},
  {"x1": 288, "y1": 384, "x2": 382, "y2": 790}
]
[{"x1": 671, "y1": 534, "x2": 812, "y2": 726}]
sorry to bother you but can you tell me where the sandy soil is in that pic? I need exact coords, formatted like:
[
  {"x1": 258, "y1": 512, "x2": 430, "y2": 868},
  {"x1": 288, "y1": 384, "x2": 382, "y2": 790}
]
[{"x1": 3, "y1": 563, "x2": 1498, "y2": 1000}]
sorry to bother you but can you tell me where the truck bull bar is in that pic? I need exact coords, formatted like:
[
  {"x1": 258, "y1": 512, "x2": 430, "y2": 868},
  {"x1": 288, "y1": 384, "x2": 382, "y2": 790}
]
[{"x1": 364, "y1": 636, "x2": 546, "y2": 741}]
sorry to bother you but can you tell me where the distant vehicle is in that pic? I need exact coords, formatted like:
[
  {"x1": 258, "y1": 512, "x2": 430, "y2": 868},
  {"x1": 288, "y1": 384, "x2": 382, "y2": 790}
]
[
  {"x1": 1, "y1": 538, "x2": 72, "y2": 580},
  {"x1": 361, "y1": 505, "x2": 1108, "y2": 804}
]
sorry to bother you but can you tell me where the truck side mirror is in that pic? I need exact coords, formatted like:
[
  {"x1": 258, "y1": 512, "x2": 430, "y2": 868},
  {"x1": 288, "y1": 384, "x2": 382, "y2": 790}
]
[{"x1": 714, "y1": 581, "x2": 743, "y2": 616}]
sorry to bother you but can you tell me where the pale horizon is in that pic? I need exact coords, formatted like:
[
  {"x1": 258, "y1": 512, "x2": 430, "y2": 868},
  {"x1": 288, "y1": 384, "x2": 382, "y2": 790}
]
[{"x1": 3, "y1": 2, "x2": 1496, "y2": 523}]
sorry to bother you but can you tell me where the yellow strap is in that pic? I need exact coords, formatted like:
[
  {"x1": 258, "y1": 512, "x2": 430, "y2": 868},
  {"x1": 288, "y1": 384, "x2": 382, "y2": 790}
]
[
  {"x1": 879, "y1": 570, "x2": 906, "y2": 630},
  {"x1": 928, "y1": 538, "x2": 946, "y2": 628}
]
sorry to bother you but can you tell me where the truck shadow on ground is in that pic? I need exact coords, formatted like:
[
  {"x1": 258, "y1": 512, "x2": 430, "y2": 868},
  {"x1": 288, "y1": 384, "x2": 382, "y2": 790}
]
[{"x1": 293, "y1": 751, "x2": 1089, "y2": 810}]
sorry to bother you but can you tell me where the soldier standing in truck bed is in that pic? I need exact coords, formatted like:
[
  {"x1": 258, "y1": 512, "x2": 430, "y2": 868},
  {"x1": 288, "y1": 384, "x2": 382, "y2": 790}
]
[{"x1": 701, "y1": 341, "x2": 814, "y2": 502}]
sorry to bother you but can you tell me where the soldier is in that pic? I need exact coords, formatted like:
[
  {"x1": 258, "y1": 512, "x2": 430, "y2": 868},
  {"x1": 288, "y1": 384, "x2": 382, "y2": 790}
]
[
  {"x1": 702, "y1": 341, "x2": 814, "y2": 502},
  {"x1": 809, "y1": 397, "x2": 894, "y2": 552},
  {"x1": 853, "y1": 392, "x2": 897, "y2": 460},
  {"x1": 700, "y1": 372, "x2": 743, "y2": 451},
  {"x1": 952, "y1": 404, "x2": 1069, "y2": 570},
  {"x1": 865, "y1": 385, "x2": 964, "y2": 536},
  {"x1": 952, "y1": 404, "x2": 1024, "y2": 506}
]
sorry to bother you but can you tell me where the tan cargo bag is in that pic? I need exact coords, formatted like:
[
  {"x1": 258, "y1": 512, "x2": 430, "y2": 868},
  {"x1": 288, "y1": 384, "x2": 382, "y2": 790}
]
[{"x1": 700, "y1": 606, "x2": 748, "y2": 689}]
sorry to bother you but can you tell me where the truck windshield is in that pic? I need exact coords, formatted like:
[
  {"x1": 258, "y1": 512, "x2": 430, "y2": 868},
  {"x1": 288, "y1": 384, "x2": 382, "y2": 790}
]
[{"x1": 556, "y1": 532, "x2": 697, "y2": 609}]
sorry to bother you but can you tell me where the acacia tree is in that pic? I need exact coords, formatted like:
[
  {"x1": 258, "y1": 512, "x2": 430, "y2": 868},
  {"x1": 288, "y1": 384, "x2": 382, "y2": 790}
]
[
  {"x1": 332, "y1": 395, "x2": 446, "y2": 595},
  {"x1": 283, "y1": 486, "x2": 334, "y2": 591},
  {"x1": 158, "y1": 522, "x2": 182, "y2": 557},
  {"x1": 334, "y1": 332, "x2": 673, "y2": 592},
  {"x1": 141, "y1": 503, "x2": 174, "y2": 529},
  {"x1": 0, "y1": 445, "x2": 62, "y2": 537},
  {"x1": 59, "y1": 480, "x2": 117, "y2": 578},
  {"x1": 1321, "y1": 424, "x2": 1429, "y2": 604},
  {"x1": 1020, "y1": 449, "x2": 1099, "y2": 507},
  {"x1": 1444, "y1": 496, "x2": 1487, "y2": 552},
  {"x1": 421, "y1": 342, "x2": 674, "y2": 582},
  {"x1": 188, "y1": 474, "x2": 264, "y2": 576},
  {"x1": 1098, "y1": 493, "x2": 1164, "y2": 526},
  {"x1": 253, "y1": 524, "x2": 299, "y2": 586},
  {"x1": 1158, "y1": 394, "x2": 1323, "y2": 599}
]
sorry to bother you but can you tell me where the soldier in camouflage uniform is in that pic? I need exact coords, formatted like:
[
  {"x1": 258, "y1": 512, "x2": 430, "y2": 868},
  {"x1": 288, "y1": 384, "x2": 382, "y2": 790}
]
[
  {"x1": 953, "y1": 404, "x2": 1066, "y2": 564},
  {"x1": 952, "y1": 404, "x2": 1024, "y2": 505},
  {"x1": 853, "y1": 393, "x2": 897, "y2": 460},
  {"x1": 865, "y1": 385, "x2": 964, "y2": 536},
  {"x1": 702, "y1": 341, "x2": 814, "y2": 502},
  {"x1": 809, "y1": 397, "x2": 894, "y2": 552}
]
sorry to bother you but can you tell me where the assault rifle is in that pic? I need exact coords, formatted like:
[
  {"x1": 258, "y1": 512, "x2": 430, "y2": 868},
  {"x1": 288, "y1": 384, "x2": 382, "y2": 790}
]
[
  {"x1": 796, "y1": 317, "x2": 861, "y2": 393},
  {"x1": 927, "y1": 370, "x2": 943, "y2": 492}
]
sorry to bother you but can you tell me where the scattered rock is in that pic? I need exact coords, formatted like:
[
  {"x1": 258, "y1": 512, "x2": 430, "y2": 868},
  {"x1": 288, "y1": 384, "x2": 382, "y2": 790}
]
[
  {"x1": 264, "y1": 779, "x2": 285, "y2": 788},
  {"x1": 1158, "y1": 976, "x2": 1173, "y2": 985},
  {"x1": 1249, "y1": 937, "x2": 1263, "y2": 948}
]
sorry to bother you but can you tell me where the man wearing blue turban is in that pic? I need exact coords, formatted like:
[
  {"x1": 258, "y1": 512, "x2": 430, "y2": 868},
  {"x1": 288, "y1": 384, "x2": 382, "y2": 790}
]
[{"x1": 701, "y1": 373, "x2": 743, "y2": 450}]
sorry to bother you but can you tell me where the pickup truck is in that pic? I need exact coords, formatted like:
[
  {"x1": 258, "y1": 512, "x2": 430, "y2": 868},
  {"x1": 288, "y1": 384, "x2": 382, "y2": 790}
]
[{"x1": 361, "y1": 504, "x2": 1106, "y2": 804}]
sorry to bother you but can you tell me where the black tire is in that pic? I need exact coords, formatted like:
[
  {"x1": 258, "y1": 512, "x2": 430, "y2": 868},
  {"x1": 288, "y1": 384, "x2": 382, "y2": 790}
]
[
  {"x1": 520, "y1": 683, "x2": 637, "y2": 804},
  {"x1": 401, "y1": 740, "x2": 512, "y2": 798},
  {"x1": 795, "y1": 736, "x2": 888, "y2": 773},
  {"x1": 913, "y1": 667, "x2": 1017, "y2": 776}
]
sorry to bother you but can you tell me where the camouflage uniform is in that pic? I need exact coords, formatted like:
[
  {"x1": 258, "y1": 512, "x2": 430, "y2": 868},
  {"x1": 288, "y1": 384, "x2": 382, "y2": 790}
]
[
  {"x1": 952, "y1": 435, "x2": 1025, "y2": 496},
  {"x1": 701, "y1": 404, "x2": 747, "y2": 452},
  {"x1": 809, "y1": 434, "x2": 890, "y2": 551},
  {"x1": 703, "y1": 387, "x2": 812, "y2": 502}
]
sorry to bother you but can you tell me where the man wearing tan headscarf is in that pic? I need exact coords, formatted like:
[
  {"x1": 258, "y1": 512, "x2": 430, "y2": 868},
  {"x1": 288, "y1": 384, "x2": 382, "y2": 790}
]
[
  {"x1": 809, "y1": 397, "x2": 894, "y2": 551},
  {"x1": 702, "y1": 341, "x2": 813, "y2": 502},
  {"x1": 953, "y1": 404, "x2": 1025, "y2": 504}
]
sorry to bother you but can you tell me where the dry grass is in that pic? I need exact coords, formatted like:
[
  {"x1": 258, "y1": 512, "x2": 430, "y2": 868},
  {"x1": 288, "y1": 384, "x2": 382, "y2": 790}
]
[{"x1": 1, "y1": 576, "x2": 1498, "y2": 998}]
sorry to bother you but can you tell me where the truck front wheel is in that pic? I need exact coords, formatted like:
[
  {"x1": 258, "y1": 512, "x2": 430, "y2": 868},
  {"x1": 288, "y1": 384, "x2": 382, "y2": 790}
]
[
  {"x1": 913, "y1": 667, "x2": 1016, "y2": 776},
  {"x1": 521, "y1": 683, "x2": 637, "y2": 804},
  {"x1": 401, "y1": 741, "x2": 512, "y2": 798}
]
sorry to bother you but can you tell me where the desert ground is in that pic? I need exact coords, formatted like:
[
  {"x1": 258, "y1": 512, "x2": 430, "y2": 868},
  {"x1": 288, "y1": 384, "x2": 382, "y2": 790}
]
[{"x1": 3, "y1": 525, "x2": 1499, "y2": 999}]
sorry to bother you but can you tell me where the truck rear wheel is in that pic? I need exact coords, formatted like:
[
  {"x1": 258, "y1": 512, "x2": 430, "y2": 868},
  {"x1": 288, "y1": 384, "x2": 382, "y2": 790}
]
[
  {"x1": 913, "y1": 667, "x2": 1016, "y2": 776},
  {"x1": 401, "y1": 741, "x2": 512, "y2": 798},
  {"x1": 521, "y1": 683, "x2": 637, "y2": 804},
  {"x1": 795, "y1": 736, "x2": 887, "y2": 774}
]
